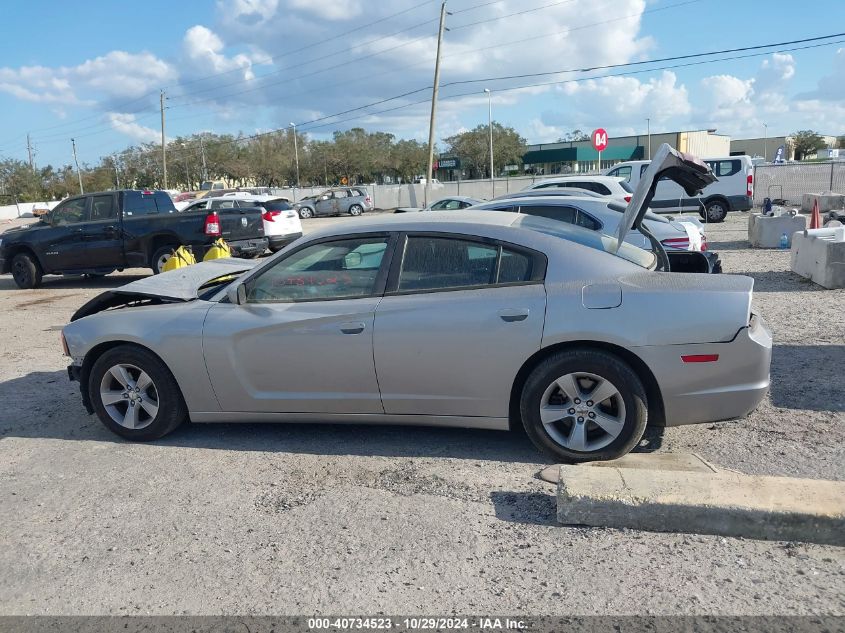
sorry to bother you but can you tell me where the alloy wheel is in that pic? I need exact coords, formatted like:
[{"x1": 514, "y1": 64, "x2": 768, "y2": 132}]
[
  {"x1": 99, "y1": 363, "x2": 160, "y2": 430},
  {"x1": 539, "y1": 371, "x2": 626, "y2": 452}
]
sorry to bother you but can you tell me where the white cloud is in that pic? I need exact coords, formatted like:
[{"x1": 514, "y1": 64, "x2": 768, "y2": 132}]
[
  {"x1": 183, "y1": 26, "x2": 255, "y2": 79},
  {"x1": 287, "y1": 0, "x2": 362, "y2": 20},
  {"x1": 224, "y1": 0, "x2": 280, "y2": 23},
  {"x1": 107, "y1": 112, "x2": 161, "y2": 143}
]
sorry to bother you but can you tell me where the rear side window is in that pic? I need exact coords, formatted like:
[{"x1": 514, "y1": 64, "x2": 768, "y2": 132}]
[
  {"x1": 263, "y1": 200, "x2": 293, "y2": 211},
  {"x1": 89, "y1": 195, "x2": 116, "y2": 221},
  {"x1": 518, "y1": 204, "x2": 577, "y2": 224},
  {"x1": 570, "y1": 181, "x2": 612, "y2": 195},
  {"x1": 398, "y1": 236, "x2": 537, "y2": 292},
  {"x1": 575, "y1": 211, "x2": 601, "y2": 231},
  {"x1": 351, "y1": 189, "x2": 365, "y2": 197},
  {"x1": 716, "y1": 160, "x2": 739, "y2": 177}
]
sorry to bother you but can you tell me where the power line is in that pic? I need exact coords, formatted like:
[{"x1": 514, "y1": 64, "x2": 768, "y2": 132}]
[{"x1": 450, "y1": 0, "x2": 578, "y2": 30}]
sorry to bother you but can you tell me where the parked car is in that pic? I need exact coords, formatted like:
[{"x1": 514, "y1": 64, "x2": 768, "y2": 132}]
[
  {"x1": 62, "y1": 145, "x2": 771, "y2": 462},
  {"x1": 181, "y1": 195, "x2": 302, "y2": 252},
  {"x1": 524, "y1": 175, "x2": 633, "y2": 201},
  {"x1": 605, "y1": 155, "x2": 754, "y2": 222},
  {"x1": 470, "y1": 195, "x2": 719, "y2": 273},
  {"x1": 394, "y1": 196, "x2": 483, "y2": 213},
  {"x1": 293, "y1": 187, "x2": 373, "y2": 219},
  {"x1": 0, "y1": 190, "x2": 268, "y2": 288}
]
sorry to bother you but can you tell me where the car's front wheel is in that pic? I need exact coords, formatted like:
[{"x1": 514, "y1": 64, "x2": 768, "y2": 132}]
[
  {"x1": 11, "y1": 253, "x2": 43, "y2": 289},
  {"x1": 520, "y1": 349, "x2": 647, "y2": 462},
  {"x1": 89, "y1": 344, "x2": 187, "y2": 441}
]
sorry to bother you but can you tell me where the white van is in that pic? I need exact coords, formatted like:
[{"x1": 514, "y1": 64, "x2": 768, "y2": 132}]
[{"x1": 605, "y1": 156, "x2": 753, "y2": 222}]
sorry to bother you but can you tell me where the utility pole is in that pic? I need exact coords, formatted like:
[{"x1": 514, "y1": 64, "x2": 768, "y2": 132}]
[
  {"x1": 160, "y1": 90, "x2": 168, "y2": 189},
  {"x1": 485, "y1": 88, "x2": 493, "y2": 197},
  {"x1": 112, "y1": 154, "x2": 120, "y2": 189},
  {"x1": 26, "y1": 133, "x2": 34, "y2": 169},
  {"x1": 646, "y1": 118, "x2": 651, "y2": 160},
  {"x1": 763, "y1": 123, "x2": 768, "y2": 162},
  {"x1": 425, "y1": 1, "x2": 448, "y2": 205},
  {"x1": 199, "y1": 135, "x2": 208, "y2": 182},
  {"x1": 290, "y1": 122, "x2": 300, "y2": 197},
  {"x1": 71, "y1": 138, "x2": 84, "y2": 194}
]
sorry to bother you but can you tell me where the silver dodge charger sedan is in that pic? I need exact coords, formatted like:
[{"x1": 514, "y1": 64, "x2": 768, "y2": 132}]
[{"x1": 62, "y1": 145, "x2": 772, "y2": 461}]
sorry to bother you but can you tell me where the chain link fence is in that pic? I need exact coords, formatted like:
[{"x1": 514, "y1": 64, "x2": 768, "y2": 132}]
[{"x1": 753, "y1": 162, "x2": 845, "y2": 207}]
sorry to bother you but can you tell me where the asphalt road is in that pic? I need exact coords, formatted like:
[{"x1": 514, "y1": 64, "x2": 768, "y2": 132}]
[{"x1": 0, "y1": 212, "x2": 843, "y2": 615}]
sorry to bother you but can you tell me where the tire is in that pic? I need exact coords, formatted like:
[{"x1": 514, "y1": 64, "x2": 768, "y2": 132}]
[
  {"x1": 151, "y1": 245, "x2": 178, "y2": 274},
  {"x1": 88, "y1": 344, "x2": 187, "y2": 441},
  {"x1": 519, "y1": 349, "x2": 648, "y2": 462},
  {"x1": 349, "y1": 204, "x2": 363, "y2": 216},
  {"x1": 298, "y1": 207, "x2": 314, "y2": 219},
  {"x1": 702, "y1": 199, "x2": 728, "y2": 223},
  {"x1": 11, "y1": 252, "x2": 43, "y2": 289}
]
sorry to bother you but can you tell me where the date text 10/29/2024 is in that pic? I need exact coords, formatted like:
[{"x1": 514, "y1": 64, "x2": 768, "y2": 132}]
[{"x1": 308, "y1": 617, "x2": 526, "y2": 631}]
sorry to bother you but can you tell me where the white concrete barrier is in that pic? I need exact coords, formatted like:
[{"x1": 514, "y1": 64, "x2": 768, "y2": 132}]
[
  {"x1": 0, "y1": 201, "x2": 59, "y2": 220},
  {"x1": 748, "y1": 212, "x2": 806, "y2": 248},
  {"x1": 790, "y1": 227, "x2": 845, "y2": 289}
]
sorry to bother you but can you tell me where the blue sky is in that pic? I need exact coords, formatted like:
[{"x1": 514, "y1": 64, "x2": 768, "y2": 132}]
[{"x1": 1, "y1": 0, "x2": 843, "y2": 167}]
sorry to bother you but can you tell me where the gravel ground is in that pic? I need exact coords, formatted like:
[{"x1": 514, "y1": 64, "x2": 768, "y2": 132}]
[{"x1": 0, "y1": 212, "x2": 843, "y2": 616}]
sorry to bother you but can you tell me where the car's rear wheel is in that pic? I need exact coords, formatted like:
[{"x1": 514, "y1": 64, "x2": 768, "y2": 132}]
[
  {"x1": 151, "y1": 245, "x2": 177, "y2": 274},
  {"x1": 11, "y1": 253, "x2": 43, "y2": 289},
  {"x1": 349, "y1": 204, "x2": 363, "y2": 216},
  {"x1": 298, "y1": 207, "x2": 313, "y2": 219},
  {"x1": 701, "y1": 200, "x2": 728, "y2": 223},
  {"x1": 520, "y1": 349, "x2": 647, "y2": 462},
  {"x1": 89, "y1": 345, "x2": 187, "y2": 441}
]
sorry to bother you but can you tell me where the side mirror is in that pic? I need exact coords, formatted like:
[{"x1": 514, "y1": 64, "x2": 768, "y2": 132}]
[{"x1": 226, "y1": 283, "x2": 247, "y2": 305}]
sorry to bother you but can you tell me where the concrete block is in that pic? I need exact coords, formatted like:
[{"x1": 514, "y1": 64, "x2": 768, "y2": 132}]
[
  {"x1": 557, "y1": 465, "x2": 845, "y2": 545},
  {"x1": 801, "y1": 192, "x2": 845, "y2": 213},
  {"x1": 748, "y1": 212, "x2": 806, "y2": 248},
  {"x1": 790, "y1": 227, "x2": 845, "y2": 289}
]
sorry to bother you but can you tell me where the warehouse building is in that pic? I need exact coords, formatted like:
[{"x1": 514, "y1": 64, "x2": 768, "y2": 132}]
[
  {"x1": 729, "y1": 134, "x2": 839, "y2": 162},
  {"x1": 522, "y1": 129, "x2": 731, "y2": 175}
]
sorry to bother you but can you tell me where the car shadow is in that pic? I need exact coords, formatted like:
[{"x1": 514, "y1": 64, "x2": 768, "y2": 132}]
[
  {"x1": 0, "y1": 273, "x2": 148, "y2": 291},
  {"x1": 0, "y1": 370, "x2": 547, "y2": 464},
  {"x1": 769, "y1": 344, "x2": 845, "y2": 412}
]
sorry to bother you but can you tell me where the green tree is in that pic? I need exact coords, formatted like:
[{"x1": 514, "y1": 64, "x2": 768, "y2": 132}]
[
  {"x1": 444, "y1": 122, "x2": 527, "y2": 179},
  {"x1": 791, "y1": 130, "x2": 828, "y2": 160},
  {"x1": 557, "y1": 129, "x2": 589, "y2": 142}
]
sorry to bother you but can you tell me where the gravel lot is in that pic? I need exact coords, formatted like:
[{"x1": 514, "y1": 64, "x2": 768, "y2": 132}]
[{"x1": 0, "y1": 212, "x2": 843, "y2": 616}]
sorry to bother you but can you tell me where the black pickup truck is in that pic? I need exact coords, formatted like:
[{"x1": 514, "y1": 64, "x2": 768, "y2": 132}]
[{"x1": 0, "y1": 189, "x2": 268, "y2": 288}]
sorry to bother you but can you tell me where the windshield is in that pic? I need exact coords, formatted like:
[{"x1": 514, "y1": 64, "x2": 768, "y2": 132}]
[{"x1": 514, "y1": 214, "x2": 656, "y2": 269}]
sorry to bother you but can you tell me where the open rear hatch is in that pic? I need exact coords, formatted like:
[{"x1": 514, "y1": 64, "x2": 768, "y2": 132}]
[{"x1": 616, "y1": 143, "x2": 717, "y2": 270}]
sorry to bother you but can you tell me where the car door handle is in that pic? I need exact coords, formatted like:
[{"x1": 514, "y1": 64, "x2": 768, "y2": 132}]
[
  {"x1": 340, "y1": 322, "x2": 366, "y2": 334},
  {"x1": 498, "y1": 309, "x2": 529, "y2": 322}
]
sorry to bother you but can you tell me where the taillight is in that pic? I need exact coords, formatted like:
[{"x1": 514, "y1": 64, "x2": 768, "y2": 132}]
[
  {"x1": 661, "y1": 237, "x2": 690, "y2": 250},
  {"x1": 701, "y1": 234, "x2": 708, "y2": 251},
  {"x1": 262, "y1": 210, "x2": 281, "y2": 222},
  {"x1": 747, "y1": 173, "x2": 753, "y2": 197},
  {"x1": 624, "y1": 195, "x2": 632, "y2": 203},
  {"x1": 365, "y1": 196, "x2": 372, "y2": 205},
  {"x1": 204, "y1": 211, "x2": 221, "y2": 236}
]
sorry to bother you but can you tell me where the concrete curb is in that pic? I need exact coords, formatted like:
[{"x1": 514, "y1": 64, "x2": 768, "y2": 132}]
[{"x1": 556, "y1": 462, "x2": 845, "y2": 545}]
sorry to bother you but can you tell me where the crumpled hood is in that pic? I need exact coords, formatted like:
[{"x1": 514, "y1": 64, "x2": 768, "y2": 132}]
[
  {"x1": 113, "y1": 258, "x2": 258, "y2": 301},
  {"x1": 70, "y1": 258, "x2": 259, "y2": 322}
]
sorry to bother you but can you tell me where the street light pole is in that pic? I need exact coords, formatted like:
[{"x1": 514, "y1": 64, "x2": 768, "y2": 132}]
[
  {"x1": 485, "y1": 88, "x2": 494, "y2": 197},
  {"x1": 71, "y1": 138, "x2": 84, "y2": 194},
  {"x1": 646, "y1": 117, "x2": 651, "y2": 160},
  {"x1": 290, "y1": 122, "x2": 300, "y2": 200}
]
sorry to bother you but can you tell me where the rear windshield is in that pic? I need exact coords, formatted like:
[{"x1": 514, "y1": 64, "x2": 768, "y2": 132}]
[
  {"x1": 619, "y1": 180, "x2": 634, "y2": 193},
  {"x1": 123, "y1": 191, "x2": 176, "y2": 216},
  {"x1": 263, "y1": 200, "x2": 293, "y2": 211},
  {"x1": 514, "y1": 214, "x2": 655, "y2": 269}
]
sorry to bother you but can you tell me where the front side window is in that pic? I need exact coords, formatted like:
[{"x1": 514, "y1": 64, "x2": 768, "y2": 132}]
[
  {"x1": 247, "y1": 236, "x2": 389, "y2": 303},
  {"x1": 610, "y1": 166, "x2": 632, "y2": 181},
  {"x1": 51, "y1": 198, "x2": 87, "y2": 225}
]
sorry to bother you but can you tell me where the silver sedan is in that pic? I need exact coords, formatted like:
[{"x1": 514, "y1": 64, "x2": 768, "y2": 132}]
[{"x1": 61, "y1": 145, "x2": 772, "y2": 462}]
